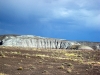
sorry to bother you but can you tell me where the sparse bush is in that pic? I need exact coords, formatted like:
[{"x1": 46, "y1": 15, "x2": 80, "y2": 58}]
[
  {"x1": 18, "y1": 51, "x2": 21, "y2": 54},
  {"x1": 42, "y1": 70, "x2": 49, "y2": 74},
  {"x1": 39, "y1": 61, "x2": 43, "y2": 63},
  {"x1": 86, "y1": 69, "x2": 88, "y2": 71},
  {"x1": 63, "y1": 62, "x2": 73, "y2": 66},
  {"x1": 77, "y1": 55, "x2": 82, "y2": 57},
  {"x1": 48, "y1": 66, "x2": 53, "y2": 68},
  {"x1": 78, "y1": 59, "x2": 83, "y2": 63},
  {"x1": 30, "y1": 66, "x2": 36, "y2": 69},
  {"x1": 20, "y1": 60, "x2": 23, "y2": 62},
  {"x1": 62, "y1": 62, "x2": 74, "y2": 69},
  {"x1": 0, "y1": 51, "x2": 6, "y2": 58},
  {"x1": 67, "y1": 68, "x2": 72, "y2": 73},
  {"x1": 36, "y1": 54, "x2": 44, "y2": 59},
  {"x1": 17, "y1": 67, "x2": 23, "y2": 70},
  {"x1": 25, "y1": 55, "x2": 30, "y2": 58},
  {"x1": 58, "y1": 65, "x2": 65, "y2": 69},
  {"x1": 0, "y1": 73, "x2": 6, "y2": 75}
]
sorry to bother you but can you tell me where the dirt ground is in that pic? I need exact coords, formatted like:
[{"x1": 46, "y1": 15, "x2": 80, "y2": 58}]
[{"x1": 0, "y1": 47, "x2": 100, "y2": 75}]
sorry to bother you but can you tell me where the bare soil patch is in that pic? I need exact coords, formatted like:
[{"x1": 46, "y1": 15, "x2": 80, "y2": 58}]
[{"x1": 0, "y1": 47, "x2": 100, "y2": 75}]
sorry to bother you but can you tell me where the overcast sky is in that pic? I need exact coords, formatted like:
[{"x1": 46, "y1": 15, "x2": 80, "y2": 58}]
[{"x1": 0, "y1": 0, "x2": 100, "y2": 42}]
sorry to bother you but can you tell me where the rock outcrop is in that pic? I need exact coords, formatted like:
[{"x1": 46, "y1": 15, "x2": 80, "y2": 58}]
[
  {"x1": 78, "y1": 41, "x2": 100, "y2": 50},
  {"x1": 0, "y1": 35, "x2": 79, "y2": 49},
  {"x1": 0, "y1": 35, "x2": 100, "y2": 50}
]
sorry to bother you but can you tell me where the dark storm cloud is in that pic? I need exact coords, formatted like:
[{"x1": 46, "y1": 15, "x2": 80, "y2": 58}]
[
  {"x1": 0, "y1": 0, "x2": 100, "y2": 27},
  {"x1": 0, "y1": 0, "x2": 100, "y2": 41}
]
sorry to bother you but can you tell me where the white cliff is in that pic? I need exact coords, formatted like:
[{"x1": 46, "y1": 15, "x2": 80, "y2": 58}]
[
  {"x1": 0, "y1": 35, "x2": 79, "y2": 49},
  {"x1": 1, "y1": 35, "x2": 99, "y2": 50}
]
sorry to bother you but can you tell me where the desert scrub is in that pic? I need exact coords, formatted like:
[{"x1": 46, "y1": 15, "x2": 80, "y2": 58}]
[
  {"x1": 0, "y1": 73, "x2": 6, "y2": 75},
  {"x1": 63, "y1": 62, "x2": 73, "y2": 66},
  {"x1": 67, "y1": 68, "x2": 72, "y2": 73},
  {"x1": 42, "y1": 70, "x2": 49, "y2": 74},
  {"x1": 78, "y1": 59, "x2": 84, "y2": 63},
  {"x1": 77, "y1": 54, "x2": 82, "y2": 58},
  {"x1": 17, "y1": 51, "x2": 21, "y2": 54},
  {"x1": 35, "y1": 54, "x2": 46, "y2": 59},
  {"x1": 20, "y1": 60, "x2": 23, "y2": 62},
  {"x1": 30, "y1": 66, "x2": 36, "y2": 69},
  {"x1": 53, "y1": 59, "x2": 57, "y2": 62},
  {"x1": 67, "y1": 63, "x2": 74, "y2": 69},
  {"x1": 25, "y1": 55, "x2": 29, "y2": 58},
  {"x1": 17, "y1": 67, "x2": 23, "y2": 70},
  {"x1": 4, "y1": 64, "x2": 11, "y2": 67},
  {"x1": 0, "y1": 51, "x2": 6, "y2": 58},
  {"x1": 67, "y1": 63, "x2": 73, "y2": 66},
  {"x1": 62, "y1": 62, "x2": 74, "y2": 69},
  {"x1": 57, "y1": 65, "x2": 65, "y2": 69},
  {"x1": 24, "y1": 53, "x2": 30, "y2": 56},
  {"x1": 51, "y1": 51, "x2": 62, "y2": 57},
  {"x1": 48, "y1": 66, "x2": 53, "y2": 68},
  {"x1": 65, "y1": 53, "x2": 77, "y2": 57},
  {"x1": 11, "y1": 51, "x2": 21, "y2": 55},
  {"x1": 39, "y1": 60, "x2": 44, "y2": 64}
]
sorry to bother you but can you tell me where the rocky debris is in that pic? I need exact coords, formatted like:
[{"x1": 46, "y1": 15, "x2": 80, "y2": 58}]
[
  {"x1": 0, "y1": 35, "x2": 100, "y2": 50},
  {"x1": 78, "y1": 45, "x2": 93, "y2": 50},
  {"x1": 68, "y1": 44, "x2": 81, "y2": 50},
  {"x1": 78, "y1": 41, "x2": 100, "y2": 50},
  {"x1": 95, "y1": 45, "x2": 100, "y2": 50}
]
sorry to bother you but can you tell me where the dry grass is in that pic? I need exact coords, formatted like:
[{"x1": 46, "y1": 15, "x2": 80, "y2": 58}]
[
  {"x1": 0, "y1": 73, "x2": 7, "y2": 75},
  {"x1": 0, "y1": 47, "x2": 100, "y2": 75}
]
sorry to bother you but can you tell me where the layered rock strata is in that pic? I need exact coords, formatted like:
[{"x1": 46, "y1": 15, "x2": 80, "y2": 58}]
[
  {"x1": 0, "y1": 35, "x2": 100, "y2": 50},
  {"x1": 0, "y1": 35, "x2": 79, "y2": 49}
]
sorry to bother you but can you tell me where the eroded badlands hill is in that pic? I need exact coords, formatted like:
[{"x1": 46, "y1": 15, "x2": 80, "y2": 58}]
[{"x1": 0, "y1": 35, "x2": 100, "y2": 50}]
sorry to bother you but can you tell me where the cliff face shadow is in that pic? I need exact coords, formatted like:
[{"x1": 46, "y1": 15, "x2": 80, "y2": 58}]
[{"x1": 0, "y1": 40, "x2": 3, "y2": 45}]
